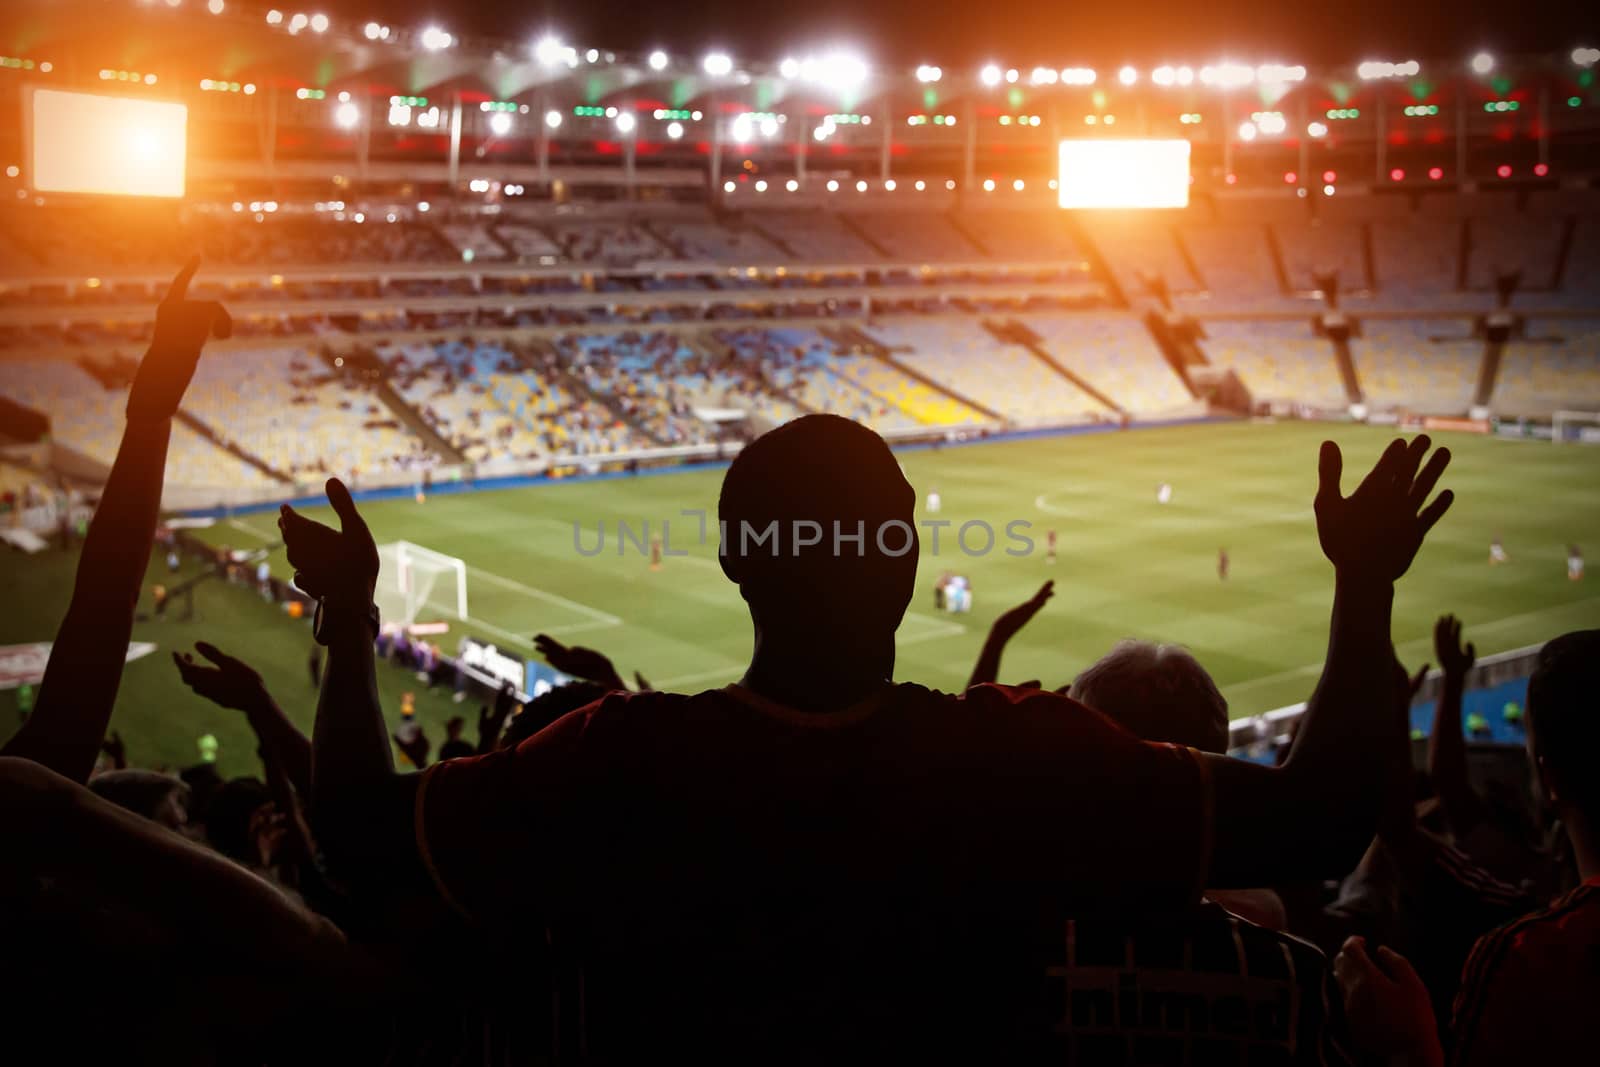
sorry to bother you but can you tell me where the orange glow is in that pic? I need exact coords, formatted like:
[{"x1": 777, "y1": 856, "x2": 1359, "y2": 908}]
[
  {"x1": 1057, "y1": 139, "x2": 1190, "y2": 209},
  {"x1": 30, "y1": 89, "x2": 187, "y2": 198}
]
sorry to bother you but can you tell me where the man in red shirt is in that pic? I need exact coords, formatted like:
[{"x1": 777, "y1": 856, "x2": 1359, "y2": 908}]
[{"x1": 282, "y1": 416, "x2": 1452, "y2": 1058}]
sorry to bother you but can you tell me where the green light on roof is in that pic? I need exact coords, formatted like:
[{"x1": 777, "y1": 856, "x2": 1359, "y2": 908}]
[{"x1": 1570, "y1": 96, "x2": 1584, "y2": 108}]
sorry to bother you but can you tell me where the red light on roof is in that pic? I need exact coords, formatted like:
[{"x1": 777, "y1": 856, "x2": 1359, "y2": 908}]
[
  {"x1": 1390, "y1": 168, "x2": 1405, "y2": 181},
  {"x1": 1322, "y1": 170, "x2": 1337, "y2": 183},
  {"x1": 1283, "y1": 171, "x2": 1297, "y2": 184},
  {"x1": 1225, "y1": 172, "x2": 1237, "y2": 184},
  {"x1": 1533, "y1": 163, "x2": 1549, "y2": 177},
  {"x1": 1496, "y1": 164, "x2": 1512, "y2": 178},
  {"x1": 1428, "y1": 166, "x2": 1444, "y2": 180}
]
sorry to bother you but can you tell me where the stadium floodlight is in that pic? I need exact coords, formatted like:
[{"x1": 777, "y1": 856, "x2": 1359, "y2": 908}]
[
  {"x1": 731, "y1": 114, "x2": 753, "y2": 142},
  {"x1": 334, "y1": 101, "x2": 360, "y2": 128},
  {"x1": 545, "y1": 109, "x2": 562, "y2": 128},
  {"x1": 703, "y1": 52, "x2": 733, "y2": 76},
  {"x1": 266, "y1": 9, "x2": 283, "y2": 24},
  {"x1": 916, "y1": 65, "x2": 942, "y2": 83},
  {"x1": 1573, "y1": 47, "x2": 1600, "y2": 67},
  {"x1": 1152, "y1": 65, "x2": 1176, "y2": 86},
  {"x1": 648, "y1": 50, "x2": 669, "y2": 71},
  {"x1": 1237, "y1": 120, "x2": 1258, "y2": 141},
  {"x1": 535, "y1": 36, "x2": 576, "y2": 67},
  {"x1": 983, "y1": 178, "x2": 996, "y2": 191},
  {"x1": 853, "y1": 179, "x2": 866, "y2": 192},
  {"x1": 826, "y1": 179, "x2": 839, "y2": 191},
  {"x1": 1200, "y1": 62, "x2": 1254, "y2": 88},
  {"x1": 723, "y1": 180, "x2": 736, "y2": 193},
  {"x1": 1176, "y1": 66, "x2": 1195, "y2": 85},
  {"x1": 420, "y1": 26, "x2": 453, "y2": 51},
  {"x1": 759, "y1": 116, "x2": 779, "y2": 138},
  {"x1": 1306, "y1": 120, "x2": 1328, "y2": 137},
  {"x1": 945, "y1": 179, "x2": 956, "y2": 190},
  {"x1": 364, "y1": 21, "x2": 383, "y2": 40},
  {"x1": 779, "y1": 57, "x2": 801, "y2": 79},
  {"x1": 1470, "y1": 51, "x2": 1494, "y2": 74},
  {"x1": 754, "y1": 179, "x2": 767, "y2": 192},
  {"x1": 1031, "y1": 67, "x2": 1058, "y2": 85},
  {"x1": 884, "y1": 178, "x2": 896, "y2": 191},
  {"x1": 980, "y1": 64, "x2": 1002, "y2": 87},
  {"x1": 586, "y1": 49, "x2": 600, "y2": 63},
  {"x1": 489, "y1": 111, "x2": 513, "y2": 136},
  {"x1": 615, "y1": 111, "x2": 636, "y2": 134},
  {"x1": 1118, "y1": 65, "x2": 1138, "y2": 85},
  {"x1": 1062, "y1": 67, "x2": 1096, "y2": 85},
  {"x1": 208, "y1": 0, "x2": 224, "y2": 13},
  {"x1": 288, "y1": 13, "x2": 308, "y2": 34},
  {"x1": 1005, "y1": 68, "x2": 1019, "y2": 83},
  {"x1": 1358, "y1": 59, "x2": 1421, "y2": 80},
  {"x1": 310, "y1": 13, "x2": 329, "y2": 33},
  {"x1": 1256, "y1": 111, "x2": 1287, "y2": 135},
  {"x1": 785, "y1": 178, "x2": 799, "y2": 191},
  {"x1": 417, "y1": 201, "x2": 429, "y2": 212},
  {"x1": 666, "y1": 121, "x2": 683, "y2": 139},
  {"x1": 1257, "y1": 63, "x2": 1307, "y2": 83}
]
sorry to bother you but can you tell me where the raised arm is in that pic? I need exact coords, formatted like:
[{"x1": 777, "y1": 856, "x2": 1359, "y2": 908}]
[
  {"x1": 174, "y1": 641, "x2": 312, "y2": 796},
  {"x1": 968, "y1": 580, "x2": 1054, "y2": 689},
  {"x1": 1427, "y1": 614, "x2": 1484, "y2": 837},
  {"x1": 1204, "y1": 437, "x2": 1453, "y2": 886},
  {"x1": 279, "y1": 479, "x2": 422, "y2": 888},
  {"x1": 3, "y1": 261, "x2": 229, "y2": 782}
]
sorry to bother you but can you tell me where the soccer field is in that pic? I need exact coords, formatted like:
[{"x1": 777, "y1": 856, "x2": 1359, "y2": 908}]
[{"x1": 5, "y1": 420, "x2": 1599, "y2": 777}]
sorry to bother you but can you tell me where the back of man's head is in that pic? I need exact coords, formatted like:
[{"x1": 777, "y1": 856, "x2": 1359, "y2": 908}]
[
  {"x1": 719, "y1": 414, "x2": 917, "y2": 638},
  {"x1": 1527, "y1": 628, "x2": 1600, "y2": 826},
  {"x1": 1068, "y1": 639, "x2": 1229, "y2": 753}
]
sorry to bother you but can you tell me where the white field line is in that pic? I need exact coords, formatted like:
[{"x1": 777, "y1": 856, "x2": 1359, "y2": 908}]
[
  {"x1": 1223, "y1": 595, "x2": 1600, "y2": 696},
  {"x1": 227, "y1": 517, "x2": 279, "y2": 541},
  {"x1": 655, "y1": 665, "x2": 744, "y2": 689}
]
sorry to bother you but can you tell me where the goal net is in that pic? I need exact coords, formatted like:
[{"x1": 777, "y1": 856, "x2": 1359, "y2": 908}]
[
  {"x1": 375, "y1": 541, "x2": 469, "y2": 626},
  {"x1": 1552, "y1": 410, "x2": 1600, "y2": 445}
]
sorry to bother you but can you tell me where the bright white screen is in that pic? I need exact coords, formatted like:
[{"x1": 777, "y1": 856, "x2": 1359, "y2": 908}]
[
  {"x1": 30, "y1": 89, "x2": 187, "y2": 198},
  {"x1": 1057, "y1": 139, "x2": 1190, "y2": 209}
]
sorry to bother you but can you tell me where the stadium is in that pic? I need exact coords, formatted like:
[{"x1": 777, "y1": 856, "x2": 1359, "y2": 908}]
[{"x1": 2, "y1": 1, "x2": 1599, "y2": 1061}]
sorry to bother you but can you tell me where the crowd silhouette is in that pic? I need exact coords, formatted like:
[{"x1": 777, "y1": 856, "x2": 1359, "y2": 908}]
[{"x1": 3, "y1": 264, "x2": 1597, "y2": 1064}]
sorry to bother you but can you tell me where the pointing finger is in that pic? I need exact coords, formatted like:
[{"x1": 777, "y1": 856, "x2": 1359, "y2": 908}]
[{"x1": 165, "y1": 256, "x2": 201, "y2": 304}]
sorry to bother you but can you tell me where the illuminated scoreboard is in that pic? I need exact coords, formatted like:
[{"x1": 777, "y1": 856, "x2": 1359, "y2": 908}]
[
  {"x1": 1057, "y1": 139, "x2": 1191, "y2": 209},
  {"x1": 28, "y1": 89, "x2": 188, "y2": 198}
]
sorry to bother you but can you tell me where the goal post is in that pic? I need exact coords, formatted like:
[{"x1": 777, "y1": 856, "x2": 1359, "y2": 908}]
[
  {"x1": 375, "y1": 541, "x2": 468, "y2": 626},
  {"x1": 1552, "y1": 410, "x2": 1600, "y2": 445}
]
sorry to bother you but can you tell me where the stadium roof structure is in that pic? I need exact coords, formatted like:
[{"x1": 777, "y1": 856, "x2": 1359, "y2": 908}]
[{"x1": 2, "y1": 0, "x2": 1599, "y2": 197}]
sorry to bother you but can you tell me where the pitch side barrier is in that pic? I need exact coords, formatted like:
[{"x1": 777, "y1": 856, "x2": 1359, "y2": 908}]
[
  {"x1": 162, "y1": 410, "x2": 1223, "y2": 519},
  {"x1": 1227, "y1": 642, "x2": 1545, "y2": 760}
]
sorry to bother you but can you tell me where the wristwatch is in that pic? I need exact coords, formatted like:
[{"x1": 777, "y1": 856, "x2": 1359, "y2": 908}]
[{"x1": 312, "y1": 596, "x2": 381, "y2": 646}]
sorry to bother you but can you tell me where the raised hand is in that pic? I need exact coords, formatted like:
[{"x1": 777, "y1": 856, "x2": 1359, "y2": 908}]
[
  {"x1": 1434, "y1": 614, "x2": 1476, "y2": 680},
  {"x1": 477, "y1": 681, "x2": 518, "y2": 753},
  {"x1": 100, "y1": 730, "x2": 127, "y2": 770},
  {"x1": 278, "y1": 478, "x2": 379, "y2": 606},
  {"x1": 126, "y1": 257, "x2": 232, "y2": 420},
  {"x1": 1333, "y1": 937, "x2": 1442, "y2": 1066},
  {"x1": 173, "y1": 641, "x2": 271, "y2": 713},
  {"x1": 991, "y1": 580, "x2": 1054, "y2": 643},
  {"x1": 534, "y1": 634, "x2": 625, "y2": 690},
  {"x1": 1315, "y1": 436, "x2": 1453, "y2": 584}
]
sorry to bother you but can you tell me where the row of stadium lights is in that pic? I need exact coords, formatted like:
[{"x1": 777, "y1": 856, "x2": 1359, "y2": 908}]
[
  {"x1": 153, "y1": 3, "x2": 1599, "y2": 87},
  {"x1": 721, "y1": 178, "x2": 1061, "y2": 194}
]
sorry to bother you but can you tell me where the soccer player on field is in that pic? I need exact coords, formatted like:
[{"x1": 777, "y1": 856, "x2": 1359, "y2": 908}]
[
  {"x1": 650, "y1": 537, "x2": 663, "y2": 572},
  {"x1": 926, "y1": 486, "x2": 941, "y2": 513},
  {"x1": 1489, "y1": 536, "x2": 1509, "y2": 565},
  {"x1": 1218, "y1": 547, "x2": 1230, "y2": 581},
  {"x1": 1569, "y1": 544, "x2": 1584, "y2": 582},
  {"x1": 1045, "y1": 529, "x2": 1057, "y2": 565},
  {"x1": 1157, "y1": 482, "x2": 1173, "y2": 505}
]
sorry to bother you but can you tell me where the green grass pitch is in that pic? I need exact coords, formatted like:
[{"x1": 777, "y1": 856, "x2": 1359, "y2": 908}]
[{"x1": 3, "y1": 421, "x2": 1598, "y2": 779}]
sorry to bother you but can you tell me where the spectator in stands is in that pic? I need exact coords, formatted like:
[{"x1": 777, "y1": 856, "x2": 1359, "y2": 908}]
[
  {"x1": 1335, "y1": 629, "x2": 1600, "y2": 1066},
  {"x1": 279, "y1": 415, "x2": 1451, "y2": 1056},
  {"x1": 437, "y1": 717, "x2": 476, "y2": 762}
]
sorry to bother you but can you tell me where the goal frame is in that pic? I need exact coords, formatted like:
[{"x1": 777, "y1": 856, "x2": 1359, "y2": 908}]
[
  {"x1": 1552, "y1": 410, "x2": 1600, "y2": 445},
  {"x1": 391, "y1": 540, "x2": 469, "y2": 621}
]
